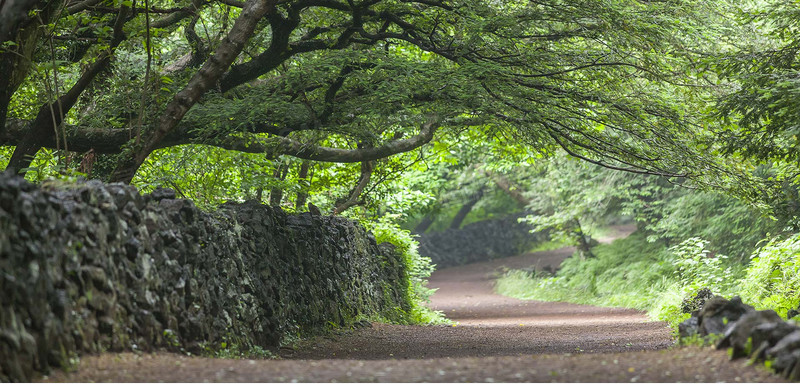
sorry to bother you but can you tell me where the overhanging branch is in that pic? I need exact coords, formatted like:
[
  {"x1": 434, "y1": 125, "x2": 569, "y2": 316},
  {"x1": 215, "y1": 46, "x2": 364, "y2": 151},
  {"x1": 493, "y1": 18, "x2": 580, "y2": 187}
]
[
  {"x1": 216, "y1": 118, "x2": 440, "y2": 162},
  {"x1": 1, "y1": 117, "x2": 441, "y2": 163}
]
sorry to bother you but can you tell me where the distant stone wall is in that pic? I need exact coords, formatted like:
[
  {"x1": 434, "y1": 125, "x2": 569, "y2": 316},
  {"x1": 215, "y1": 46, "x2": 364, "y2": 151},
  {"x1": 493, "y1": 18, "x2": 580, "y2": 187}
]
[
  {"x1": 0, "y1": 174, "x2": 409, "y2": 382},
  {"x1": 417, "y1": 215, "x2": 545, "y2": 268}
]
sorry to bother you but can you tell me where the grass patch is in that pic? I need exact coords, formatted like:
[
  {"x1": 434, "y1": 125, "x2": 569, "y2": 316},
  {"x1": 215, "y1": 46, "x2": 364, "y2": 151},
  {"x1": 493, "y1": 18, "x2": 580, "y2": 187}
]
[{"x1": 496, "y1": 231, "x2": 746, "y2": 329}]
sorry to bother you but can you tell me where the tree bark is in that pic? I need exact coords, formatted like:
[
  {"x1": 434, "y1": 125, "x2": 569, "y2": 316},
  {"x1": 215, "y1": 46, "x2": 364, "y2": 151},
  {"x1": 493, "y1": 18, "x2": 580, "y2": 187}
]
[
  {"x1": 6, "y1": 5, "x2": 130, "y2": 173},
  {"x1": 110, "y1": 0, "x2": 278, "y2": 183},
  {"x1": 332, "y1": 160, "x2": 374, "y2": 215},
  {"x1": 294, "y1": 160, "x2": 311, "y2": 211},
  {"x1": 269, "y1": 161, "x2": 289, "y2": 207}
]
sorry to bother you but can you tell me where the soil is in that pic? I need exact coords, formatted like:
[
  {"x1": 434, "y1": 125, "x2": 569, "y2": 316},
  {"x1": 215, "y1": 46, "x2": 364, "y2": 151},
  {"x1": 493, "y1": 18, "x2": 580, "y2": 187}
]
[{"x1": 40, "y1": 226, "x2": 785, "y2": 382}]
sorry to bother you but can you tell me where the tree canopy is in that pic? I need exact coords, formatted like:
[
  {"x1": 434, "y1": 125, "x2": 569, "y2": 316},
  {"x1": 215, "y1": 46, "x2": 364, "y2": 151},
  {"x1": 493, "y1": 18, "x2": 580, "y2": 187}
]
[
  {"x1": 1, "y1": 0, "x2": 724, "y2": 184},
  {"x1": 5, "y1": 0, "x2": 800, "y2": 225}
]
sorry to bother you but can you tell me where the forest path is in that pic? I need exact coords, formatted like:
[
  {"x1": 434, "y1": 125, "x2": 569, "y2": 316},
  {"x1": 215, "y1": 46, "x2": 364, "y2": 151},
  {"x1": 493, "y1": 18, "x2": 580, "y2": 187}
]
[
  {"x1": 282, "y1": 225, "x2": 671, "y2": 360},
  {"x1": 41, "y1": 226, "x2": 782, "y2": 382}
]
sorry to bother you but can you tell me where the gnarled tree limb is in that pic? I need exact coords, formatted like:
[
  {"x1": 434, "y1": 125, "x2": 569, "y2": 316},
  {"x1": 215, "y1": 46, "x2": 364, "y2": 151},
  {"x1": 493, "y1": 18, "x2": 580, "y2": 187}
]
[
  {"x1": 1, "y1": 116, "x2": 440, "y2": 164},
  {"x1": 332, "y1": 159, "x2": 374, "y2": 215},
  {"x1": 216, "y1": 118, "x2": 439, "y2": 162},
  {"x1": 6, "y1": 5, "x2": 131, "y2": 173},
  {"x1": 111, "y1": 0, "x2": 279, "y2": 183}
]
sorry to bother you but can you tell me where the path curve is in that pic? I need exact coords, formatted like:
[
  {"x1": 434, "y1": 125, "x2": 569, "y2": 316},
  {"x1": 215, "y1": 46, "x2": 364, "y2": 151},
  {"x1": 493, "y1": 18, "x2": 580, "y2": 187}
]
[
  {"x1": 283, "y1": 243, "x2": 671, "y2": 360},
  {"x1": 41, "y1": 230, "x2": 784, "y2": 382}
]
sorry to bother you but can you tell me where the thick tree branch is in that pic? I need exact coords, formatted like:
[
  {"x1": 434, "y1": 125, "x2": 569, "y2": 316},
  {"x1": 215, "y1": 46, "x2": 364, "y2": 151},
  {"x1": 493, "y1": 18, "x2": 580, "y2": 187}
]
[
  {"x1": 1, "y1": 117, "x2": 440, "y2": 163},
  {"x1": 217, "y1": 0, "x2": 246, "y2": 7},
  {"x1": 6, "y1": 5, "x2": 130, "y2": 173},
  {"x1": 66, "y1": 0, "x2": 103, "y2": 14},
  {"x1": 218, "y1": 1, "x2": 456, "y2": 92},
  {"x1": 482, "y1": 169, "x2": 529, "y2": 207},
  {"x1": 218, "y1": 0, "x2": 369, "y2": 93},
  {"x1": 218, "y1": 118, "x2": 439, "y2": 162},
  {"x1": 332, "y1": 159, "x2": 374, "y2": 215},
  {"x1": 111, "y1": 0, "x2": 279, "y2": 183},
  {"x1": 0, "y1": 0, "x2": 41, "y2": 42}
]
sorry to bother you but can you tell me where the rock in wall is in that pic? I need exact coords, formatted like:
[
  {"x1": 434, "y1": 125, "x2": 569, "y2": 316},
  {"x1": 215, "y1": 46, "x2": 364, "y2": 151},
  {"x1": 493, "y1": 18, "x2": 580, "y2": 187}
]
[
  {"x1": 0, "y1": 174, "x2": 410, "y2": 382},
  {"x1": 416, "y1": 214, "x2": 545, "y2": 268}
]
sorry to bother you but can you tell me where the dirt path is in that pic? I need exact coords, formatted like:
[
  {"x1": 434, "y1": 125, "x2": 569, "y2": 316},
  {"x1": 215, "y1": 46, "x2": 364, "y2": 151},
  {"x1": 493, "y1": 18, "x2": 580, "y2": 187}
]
[
  {"x1": 42, "y1": 229, "x2": 783, "y2": 382},
  {"x1": 283, "y1": 244, "x2": 671, "y2": 360}
]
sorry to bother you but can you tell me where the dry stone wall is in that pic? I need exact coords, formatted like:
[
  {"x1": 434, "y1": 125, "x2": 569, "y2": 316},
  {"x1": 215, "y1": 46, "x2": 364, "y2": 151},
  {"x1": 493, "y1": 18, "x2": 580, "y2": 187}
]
[
  {"x1": 679, "y1": 294, "x2": 800, "y2": 380},
  {"x1": 0, "y1": 173, "x2": 410, "y2": 382}
]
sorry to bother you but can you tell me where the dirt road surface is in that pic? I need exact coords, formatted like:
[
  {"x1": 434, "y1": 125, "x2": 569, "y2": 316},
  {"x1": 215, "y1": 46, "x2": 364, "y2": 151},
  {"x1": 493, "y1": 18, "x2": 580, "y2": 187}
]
[{"x1": 42, "y1": 231, "x2": 783, "y2": 382}]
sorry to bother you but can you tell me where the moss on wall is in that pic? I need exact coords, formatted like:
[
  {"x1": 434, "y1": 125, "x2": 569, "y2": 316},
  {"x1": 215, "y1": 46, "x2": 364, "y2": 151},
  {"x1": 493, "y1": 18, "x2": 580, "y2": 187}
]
[{"x1": 0, "y1": 174, "x2": 410, "y2": 382}]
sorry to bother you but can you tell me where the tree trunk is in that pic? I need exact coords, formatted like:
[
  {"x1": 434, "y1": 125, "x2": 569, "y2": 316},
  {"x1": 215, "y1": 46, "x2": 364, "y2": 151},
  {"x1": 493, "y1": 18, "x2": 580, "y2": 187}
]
[
  {"x1": 449, "y1": 189, "x2": 484, "y2": 229},
  {"x1": 0, "y1": 65, "x2": 11, "y2": 141},
  {"x1": 269, "y1": 161, "x2": 289, "y2": 207},
  {"x1": 0, "y1": 0, "x2": 65, "y2": 147},
  {"x1": 110, "y1": 0, "x2": 277, "y2": 183},
  {"x1": 294, "y1": 160, "x2": 311, "y2": 211},
  {"x1": 6, "y1": 5, "x2": 130, "y2": 173},
  {"x1": 332, "y1": 160, "x2": 374, "y2": 215},
  {"x1": 570, "y1": 218, "x2": 594, "y2": 259},
  {"x1": 0, "y1": 0, "x2": 43, "y2": 43},
  {"x1": 413, "y1": 214, "x2": 435, "y2": 234}
]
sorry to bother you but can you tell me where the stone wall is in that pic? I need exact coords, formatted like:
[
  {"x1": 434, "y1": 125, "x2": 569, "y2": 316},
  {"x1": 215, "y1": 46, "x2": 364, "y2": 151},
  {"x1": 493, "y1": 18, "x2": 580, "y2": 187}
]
[
  {"x1": 0, "y1": 174, "x2": 410, "y2": 382},
  {"x1": 679, "y1": 294, "x2": 800, "y2": 381},
  {"x1": 417, "y1": 215, "x2": 545, "y2": 268}
]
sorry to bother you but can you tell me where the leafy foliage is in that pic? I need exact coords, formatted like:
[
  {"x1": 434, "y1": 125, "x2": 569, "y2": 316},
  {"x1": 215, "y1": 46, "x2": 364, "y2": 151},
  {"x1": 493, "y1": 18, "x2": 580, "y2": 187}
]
[
  {"x1": 711, "y1": 0, "x2": 800, "y2": 228},
  {"x1": 740, "y1": 234, "x2": 800, "y2": 317},
  {"x1": 672, "y1": 238, "x2": 742, "y2": 297},
  {"x1": 714, "y1": 1, "x2": 800, "y2": 164},
  {"x1": 520, "y1": 154, "x2": 777, "y2": 260},
  {"x1": 496, "y1": 232, "x2": 746, "y2": 330},
  {"x1": 365, "y1": 217, "x2": 447, "y2": 324}
]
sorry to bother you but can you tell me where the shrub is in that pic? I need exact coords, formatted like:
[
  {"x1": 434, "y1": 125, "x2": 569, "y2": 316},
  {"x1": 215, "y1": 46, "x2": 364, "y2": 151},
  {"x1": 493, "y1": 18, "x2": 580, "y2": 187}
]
[
  {"x1": 740, "y1": 234, "x2": 800, "y2": 317},
  {"x1": 648, "y1": 192, "x2": 777, "y2": 262},
  {"x1": 672, "y1": 237, "x2": 743, "y2": 297},
  {"x1": 366, "y1": 218, "x2": 448, "y2": 324},
  {"x1": 496, "y1": 231, "x2": 747, "y2": 330}
]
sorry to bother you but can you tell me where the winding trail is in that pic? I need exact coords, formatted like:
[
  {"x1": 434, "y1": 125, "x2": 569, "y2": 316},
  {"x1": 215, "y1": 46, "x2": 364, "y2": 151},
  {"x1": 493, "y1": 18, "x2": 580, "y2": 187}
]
[
  {"x1": 42, "y1": 228, "x2": 784, "y2": 382},
  {"x1": 284, "y1": 241, "x2": 671, "y2": 360}
]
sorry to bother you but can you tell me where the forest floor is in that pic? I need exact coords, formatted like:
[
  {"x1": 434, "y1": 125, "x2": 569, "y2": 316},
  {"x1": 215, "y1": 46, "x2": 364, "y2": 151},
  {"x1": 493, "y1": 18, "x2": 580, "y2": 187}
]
[{"x1": 41, "y1": 226, "x2": 783, "y2": 382}]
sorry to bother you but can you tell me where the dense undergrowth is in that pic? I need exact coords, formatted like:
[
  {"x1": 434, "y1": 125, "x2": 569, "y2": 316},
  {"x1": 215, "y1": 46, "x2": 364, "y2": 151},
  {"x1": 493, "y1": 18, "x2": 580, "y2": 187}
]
[
  {"x1": 366, "y1": 218, "x2": 448, "y2": 325},
  {"x1": 496, "y1": 231, "x2": 800, "y2": 330}
]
